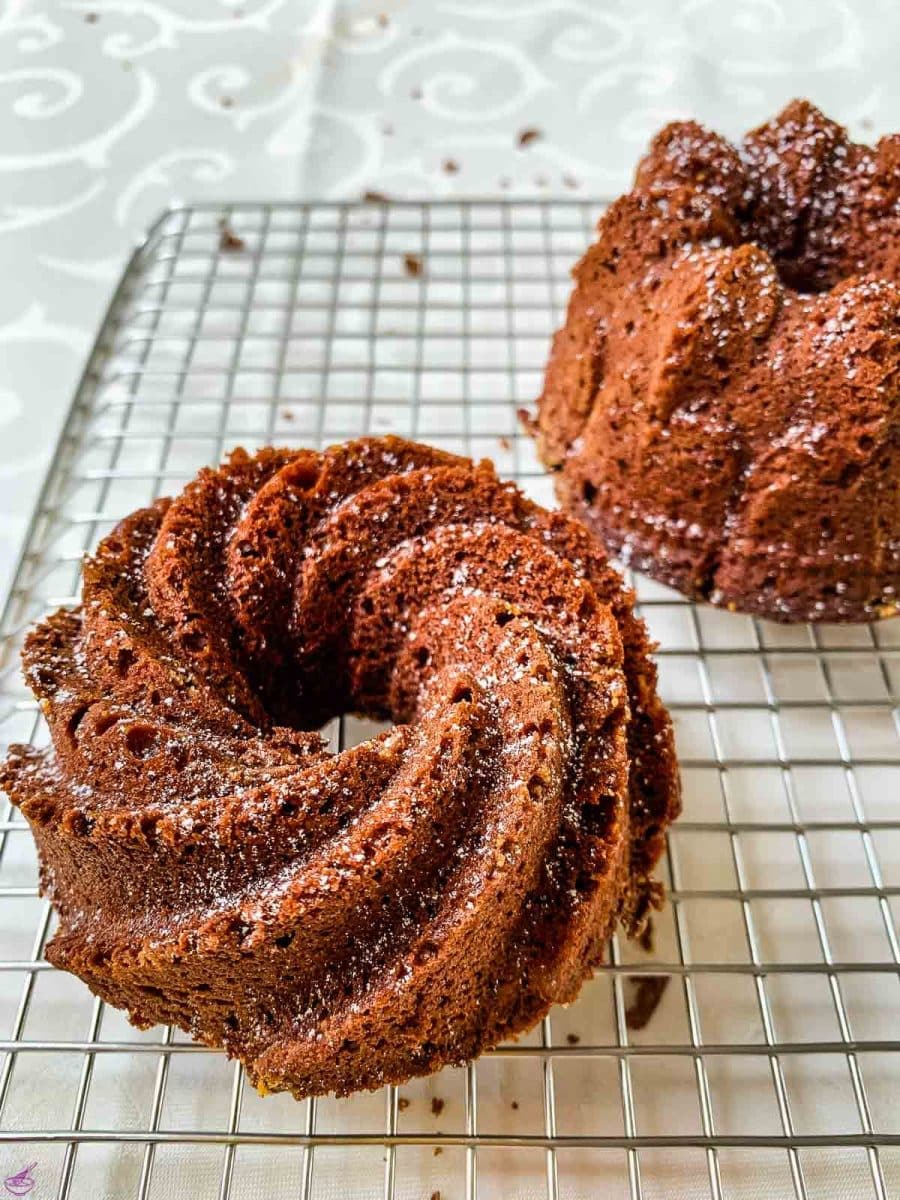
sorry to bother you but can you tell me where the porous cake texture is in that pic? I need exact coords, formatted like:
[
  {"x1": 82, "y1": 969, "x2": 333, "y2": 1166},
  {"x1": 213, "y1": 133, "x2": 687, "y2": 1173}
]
[
  {"x1": 535, "y1": 100, "x2": 899, "y2": 622},
  {"x1": 3, "y1": 437, "x2": 679, "y2": 1099}
]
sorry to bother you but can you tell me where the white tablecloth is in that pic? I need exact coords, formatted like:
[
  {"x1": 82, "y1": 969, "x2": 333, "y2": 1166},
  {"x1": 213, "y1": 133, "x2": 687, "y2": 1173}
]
[{"x1": 2, "y1": 0, "x2": 900, "y2": 601}]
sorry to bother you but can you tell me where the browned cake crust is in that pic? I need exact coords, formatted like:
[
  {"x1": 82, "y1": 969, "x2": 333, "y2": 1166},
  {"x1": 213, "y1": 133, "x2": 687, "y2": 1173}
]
[
  {"x1": 534, "y1": 100, "x2": 900, "y2": 622},
  {"x1": 2, "y1": 437, "x2": 679, "y2": 1099}
]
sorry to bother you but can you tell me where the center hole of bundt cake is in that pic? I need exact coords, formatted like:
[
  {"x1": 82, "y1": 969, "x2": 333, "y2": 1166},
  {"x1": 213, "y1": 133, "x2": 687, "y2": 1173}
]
[
  {"x1": 322, "y1": 712, "x2": 395, "y2": 749},
  {"x1": 772, "y1": 260, "x2": 833, "y2": 296}
]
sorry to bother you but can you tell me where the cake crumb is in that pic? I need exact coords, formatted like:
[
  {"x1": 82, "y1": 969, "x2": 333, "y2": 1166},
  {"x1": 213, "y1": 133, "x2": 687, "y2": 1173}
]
[
  {"x1": 218, "y1": 220, "x2": 246, "y2": 253},
  {"x1": 498, "y1": 435, "x2": 511, "y2": 451},
  {"x1": 431, "y1": 1096, "x2": 445, "y2": 1116},
  {"x1": 625, "y1": 975, "x2": 670, "y2": 1031},
  {"x1": 638, "y1": 917, "x2": 654, "y2": 954},
  {"x1": 403, "y1": 253, "x2": 423, "y2": 278},
  {"x1": 517, "y1": 128, "x2": 542, "y2": 148},
  {"x1": 433, "y1": 1147, "x2": 443, "y2": 1156},
  {"x1": 431, "y1": 1191, "x2": 441, "y2": 1200},
  {"x1": 517, "y1": 407, "x2": 536, "y2": 434},
  {"x1": 442, "y1": 159, "x2": 459, "y2": 175},
  {"x1": 511, "y1": 1100, "x2": 519, "y2": 1110},
  {"x1": 566, "y1": 1032, "x2": 580, "y2": 1045},
  {"x1": 363, "y1": 190, "x2": 391, "y2": 204},
  {"x1": 281, "y1": 408, "x2": 295, "y2": 422},
  {"x1": 398, "y1": 1096, "x2": 410, "y2": 1111}
]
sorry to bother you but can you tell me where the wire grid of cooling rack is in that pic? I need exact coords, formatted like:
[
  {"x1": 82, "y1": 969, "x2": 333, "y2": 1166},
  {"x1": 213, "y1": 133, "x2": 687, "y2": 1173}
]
[{"x1": 0, "y1": 199, "x2": 898, "y2": 1200}]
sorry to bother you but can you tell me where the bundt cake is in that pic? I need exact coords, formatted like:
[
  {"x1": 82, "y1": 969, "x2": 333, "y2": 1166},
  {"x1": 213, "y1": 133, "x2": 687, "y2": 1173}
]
[
  {"x1": 534, "y1": 100, "x2": 900, "y2": 622},
  {"x1": 2, "y1": 437, "x2": 679, "y2": 1099}
]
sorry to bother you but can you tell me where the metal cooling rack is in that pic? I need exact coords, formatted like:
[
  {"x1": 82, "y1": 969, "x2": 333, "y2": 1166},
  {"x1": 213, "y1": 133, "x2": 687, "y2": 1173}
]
[{"x1": 0, "y1": 199, "x2": 898, "y2": 1200}]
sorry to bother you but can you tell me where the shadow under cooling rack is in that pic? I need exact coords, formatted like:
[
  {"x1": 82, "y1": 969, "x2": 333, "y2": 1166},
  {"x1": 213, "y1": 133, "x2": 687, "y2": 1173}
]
[{"x1": 0, "y1": 200, "x2": 898, "y2": 1200}]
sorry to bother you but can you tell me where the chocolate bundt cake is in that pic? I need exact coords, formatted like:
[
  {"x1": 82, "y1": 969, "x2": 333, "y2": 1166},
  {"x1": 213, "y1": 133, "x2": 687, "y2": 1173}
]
[
  {"x1": 2, "y1": 437, "x2": 679, "y2": 1099},
  {"x1": 535, "y1": 100, "x2": 900, "y2": 622}
]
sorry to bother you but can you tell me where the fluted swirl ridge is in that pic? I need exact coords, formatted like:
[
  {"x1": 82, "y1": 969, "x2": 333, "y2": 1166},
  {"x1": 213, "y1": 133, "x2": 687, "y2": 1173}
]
[{"x1": 3, "y1": 437, "x2": 679, "y2": 1098}]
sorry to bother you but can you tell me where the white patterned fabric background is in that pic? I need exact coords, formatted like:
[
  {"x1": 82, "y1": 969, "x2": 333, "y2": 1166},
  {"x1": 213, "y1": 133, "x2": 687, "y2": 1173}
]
[
  {"x1": 2, "y1": 0, "x2": 900, "y2": 601},
  {"x1": 1, "y1": 4, "x2": 900, "y2": 1199}
]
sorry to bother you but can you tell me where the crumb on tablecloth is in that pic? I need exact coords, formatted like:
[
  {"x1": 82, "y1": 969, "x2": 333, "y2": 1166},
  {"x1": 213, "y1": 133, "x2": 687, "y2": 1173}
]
[
  {"x1": 517, "y1": 128, "x2": 542, "y2": 148},
  {"x1": 218, "y1": 219, "x2": 246, "y2": 253}
]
